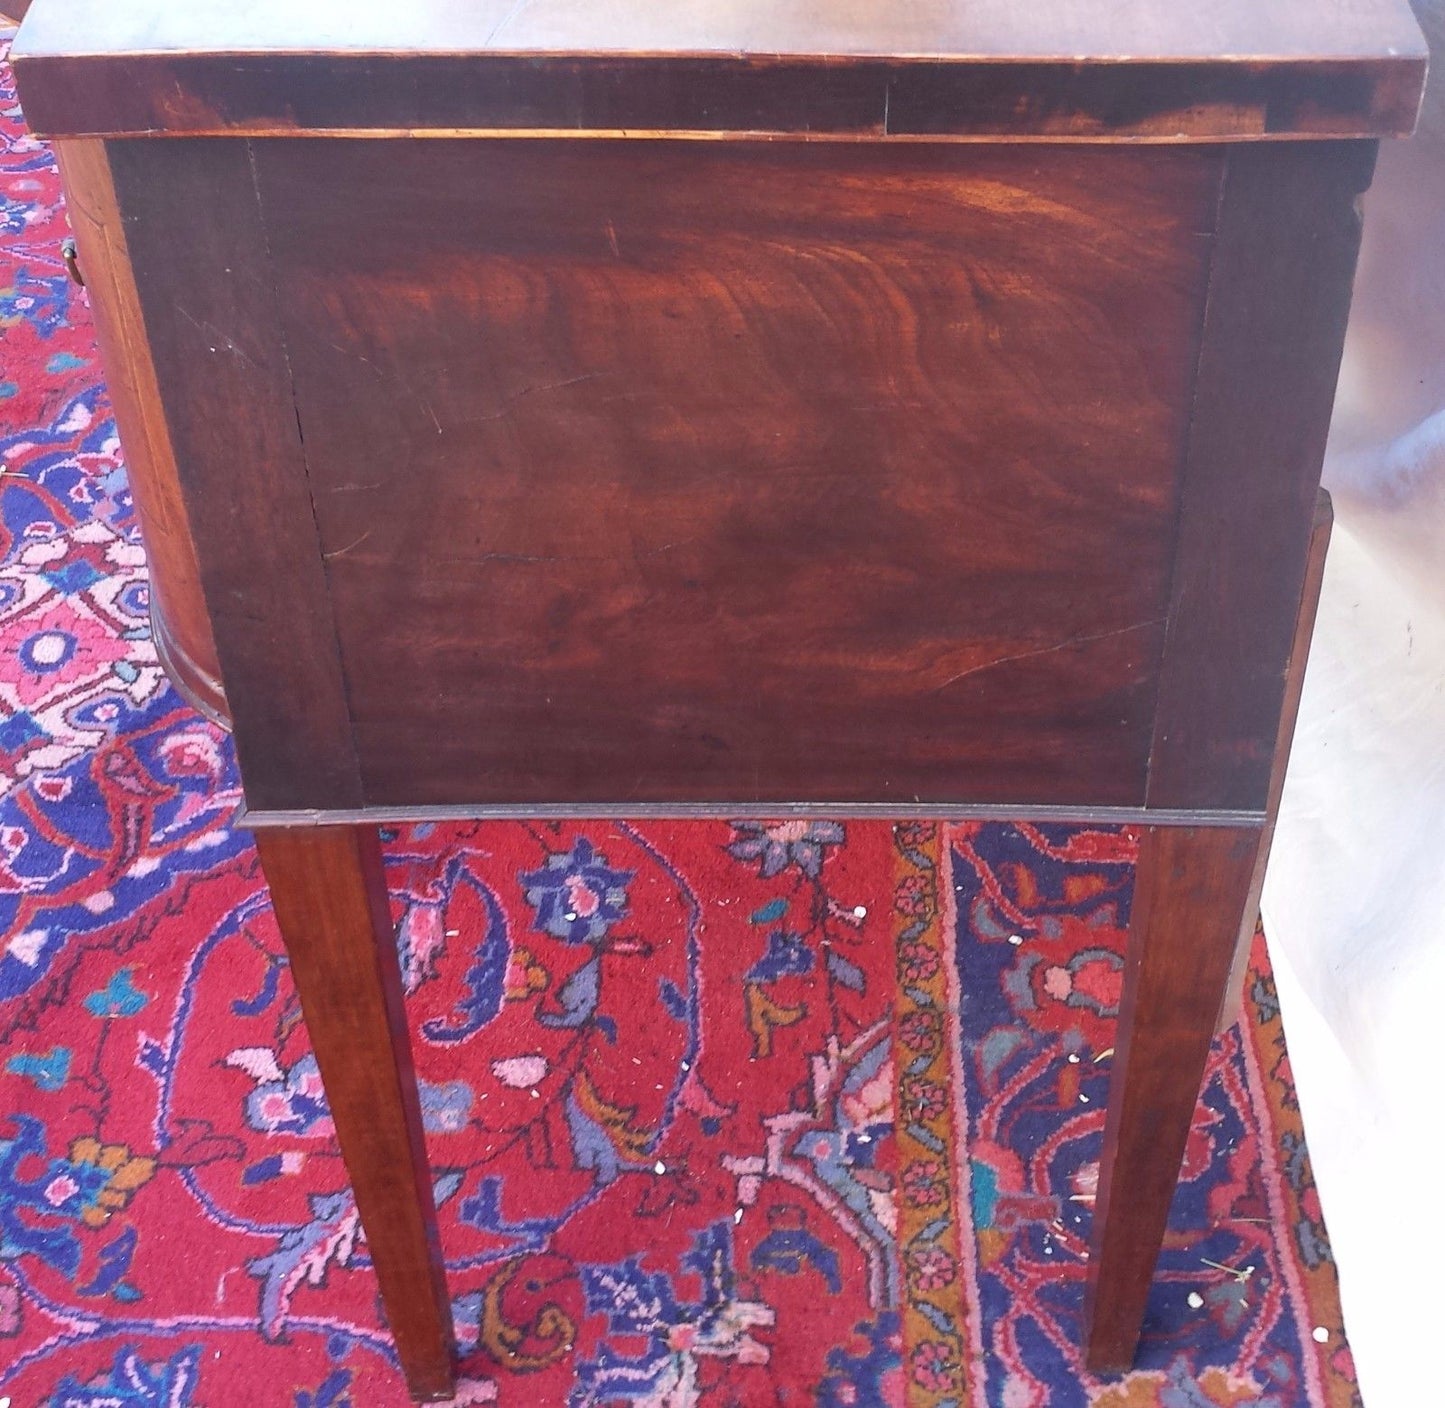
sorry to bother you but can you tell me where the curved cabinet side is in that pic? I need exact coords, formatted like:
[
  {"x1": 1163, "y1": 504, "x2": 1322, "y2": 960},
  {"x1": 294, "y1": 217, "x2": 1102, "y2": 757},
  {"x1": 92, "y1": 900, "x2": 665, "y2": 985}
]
[{"x1": 54, "y1": 137, "x2": 229, "y2": 726}]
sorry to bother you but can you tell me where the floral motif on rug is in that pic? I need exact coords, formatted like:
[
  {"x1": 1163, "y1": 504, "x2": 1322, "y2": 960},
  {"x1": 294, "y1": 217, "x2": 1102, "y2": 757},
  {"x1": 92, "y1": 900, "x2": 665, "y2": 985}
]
[{"x1": 1, "y1": 35, "x2": 1359, "y2": 1408}]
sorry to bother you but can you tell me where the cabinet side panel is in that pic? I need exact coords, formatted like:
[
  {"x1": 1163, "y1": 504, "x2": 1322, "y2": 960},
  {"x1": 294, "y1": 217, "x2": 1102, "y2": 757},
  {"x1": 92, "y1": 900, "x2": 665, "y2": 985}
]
[{"x1": 106, "y1": 137, "x2": 363, "y2": 811}]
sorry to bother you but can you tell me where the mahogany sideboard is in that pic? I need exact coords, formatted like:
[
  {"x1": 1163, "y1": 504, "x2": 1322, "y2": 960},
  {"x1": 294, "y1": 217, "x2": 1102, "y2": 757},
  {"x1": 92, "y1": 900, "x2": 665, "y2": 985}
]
[{"x1": 12, "y1": 0, "x2": 1427, "y2": 1398}]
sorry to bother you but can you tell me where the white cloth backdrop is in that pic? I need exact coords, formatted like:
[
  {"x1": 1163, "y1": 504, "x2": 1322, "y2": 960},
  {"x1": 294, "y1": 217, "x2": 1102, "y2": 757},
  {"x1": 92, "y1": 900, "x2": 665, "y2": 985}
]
[{"x1": 1262, "y1": 4, "x2": 1445, "y2": 1403}]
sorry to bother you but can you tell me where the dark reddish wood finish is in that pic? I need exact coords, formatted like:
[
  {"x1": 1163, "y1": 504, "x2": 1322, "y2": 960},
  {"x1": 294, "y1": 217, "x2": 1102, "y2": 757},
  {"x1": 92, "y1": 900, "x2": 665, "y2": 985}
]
[
  {"x1": 12, "y1": 54, "x2": 1426, "y2": 145},
  {"x1": 1146, "y1": 141, "x2": 1373, "y2": 813},
  {"x1": 89, "y1": 133, "x2": 1380, "y2": 823},
  {"x1": 252, "y1": 826, "x2": 455, "y2": 1401},
  {"x1": 1216, "y1": 488, "x2": 1334, "y2": 1034},
  {"x1": 1084, "y1": 823, "x2": 1265, "y2": 1372},
  {"x1": 246, "y1": 138, "x2": 1216, "y2": 811},
  {"x1": 50, "y1": 139, "x2": 226, "y2": 723},
  {"x1": 10, "y1": 0, "x2": 1426, "y2": 142},
  {"x1": 102, "y1": 138, "x2": 364, "y2": 812}
]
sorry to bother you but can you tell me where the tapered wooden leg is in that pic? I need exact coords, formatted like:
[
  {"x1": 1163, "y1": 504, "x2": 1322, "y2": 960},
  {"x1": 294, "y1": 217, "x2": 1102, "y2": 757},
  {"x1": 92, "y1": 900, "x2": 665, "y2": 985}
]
[
  {"x1": 1215, "y1": 488, "x2": 1334, "y2": 1034},
  {"x1": 1084, "y1": 823, "x2": 1264, "y2": 1373},
  {"x1": 254, "y1": 825, "x2": 456, "y2": 1402}
]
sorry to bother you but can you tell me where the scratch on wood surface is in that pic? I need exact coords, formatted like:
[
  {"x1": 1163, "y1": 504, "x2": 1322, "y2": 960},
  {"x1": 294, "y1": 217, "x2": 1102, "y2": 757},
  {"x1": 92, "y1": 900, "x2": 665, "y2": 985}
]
[
  {"x1": 430, "y1": 537, "x2": 697, "y2": 567},
  {"x1": 932, "y1": 618, "x2": 1166, "y2": 692},
  {"x1": 474, "y1": 373, "x2": 603, "y2": 424},
  {"x1": 322, "y1": 528, "x2": 374, "y2": 562},
  {"x1": 177, "y1": 305, "x2": 259, "y2": 370},
  {"x1": 328, "y1": 341, "x2": 387, "y2": 380}
]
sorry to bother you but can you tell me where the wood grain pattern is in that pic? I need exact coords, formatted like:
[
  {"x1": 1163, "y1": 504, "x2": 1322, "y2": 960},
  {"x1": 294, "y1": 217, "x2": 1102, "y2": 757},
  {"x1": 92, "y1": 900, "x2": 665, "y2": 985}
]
[
  {"x1": 1084, "y1": 823, "x2": 1265, "y2": 1372},
  {"x1": 50, "y1": 138, "x2": 227, "y2": 723},
  {"x1": 245, "y1": 138, "x2": 1219, "y2": 812},
  {"x1": 105, "y1": 137, "x2": 362, "y2": 810},
  {"x1": 253, "y1": 826, "x2": 455, "y2": 1401},
  {"x1": 85, "y1": 131, "x2": 1378, "y2": 820},
  {"x1": 1215, "y1": 487, "x2": 1333, "y2": 1034},
  {"x1": 11, "y1": 0, "x2": 1426, "y2": 141},
  {"x1": 1146, "y1": 141, "x2": 1375, "y2": 813}
]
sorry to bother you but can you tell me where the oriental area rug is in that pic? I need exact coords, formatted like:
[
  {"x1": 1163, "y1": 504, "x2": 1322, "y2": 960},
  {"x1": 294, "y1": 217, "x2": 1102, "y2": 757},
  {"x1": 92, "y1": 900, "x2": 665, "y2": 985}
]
[{"x1": 1, "y1": 38, "x2": 1362, "y2": 1408}]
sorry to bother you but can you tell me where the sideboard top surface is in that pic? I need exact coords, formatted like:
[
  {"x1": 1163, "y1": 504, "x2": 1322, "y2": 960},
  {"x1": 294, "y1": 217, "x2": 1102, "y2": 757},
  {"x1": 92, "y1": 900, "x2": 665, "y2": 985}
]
[
  {"x1": 13, "y1": 0, "x2": 1428, "y2": 140},
  {"x1": 13, "y1": 0, "x2": 1429, "y2": 61}
]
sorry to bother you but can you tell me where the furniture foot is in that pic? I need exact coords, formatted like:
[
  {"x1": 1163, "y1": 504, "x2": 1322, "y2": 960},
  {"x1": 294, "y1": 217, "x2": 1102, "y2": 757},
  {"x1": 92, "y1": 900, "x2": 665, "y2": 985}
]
[
  {"x1": 1083, "y1": 823, "x2": 1264, "y2": 1373},
  {"x1": 254, "y1": 825, "x2": 456, "y2": 1402}
]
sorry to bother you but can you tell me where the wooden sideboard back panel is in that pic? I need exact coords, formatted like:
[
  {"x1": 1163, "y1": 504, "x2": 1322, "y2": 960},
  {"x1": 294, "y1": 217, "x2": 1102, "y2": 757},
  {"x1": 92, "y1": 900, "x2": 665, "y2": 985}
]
[
  {"x1": 100, "y1": 135, "x2": 1369, "y2": 818},
  {"x1": 277, "y1": 139, "x2": 1210, "y2": 809}
]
